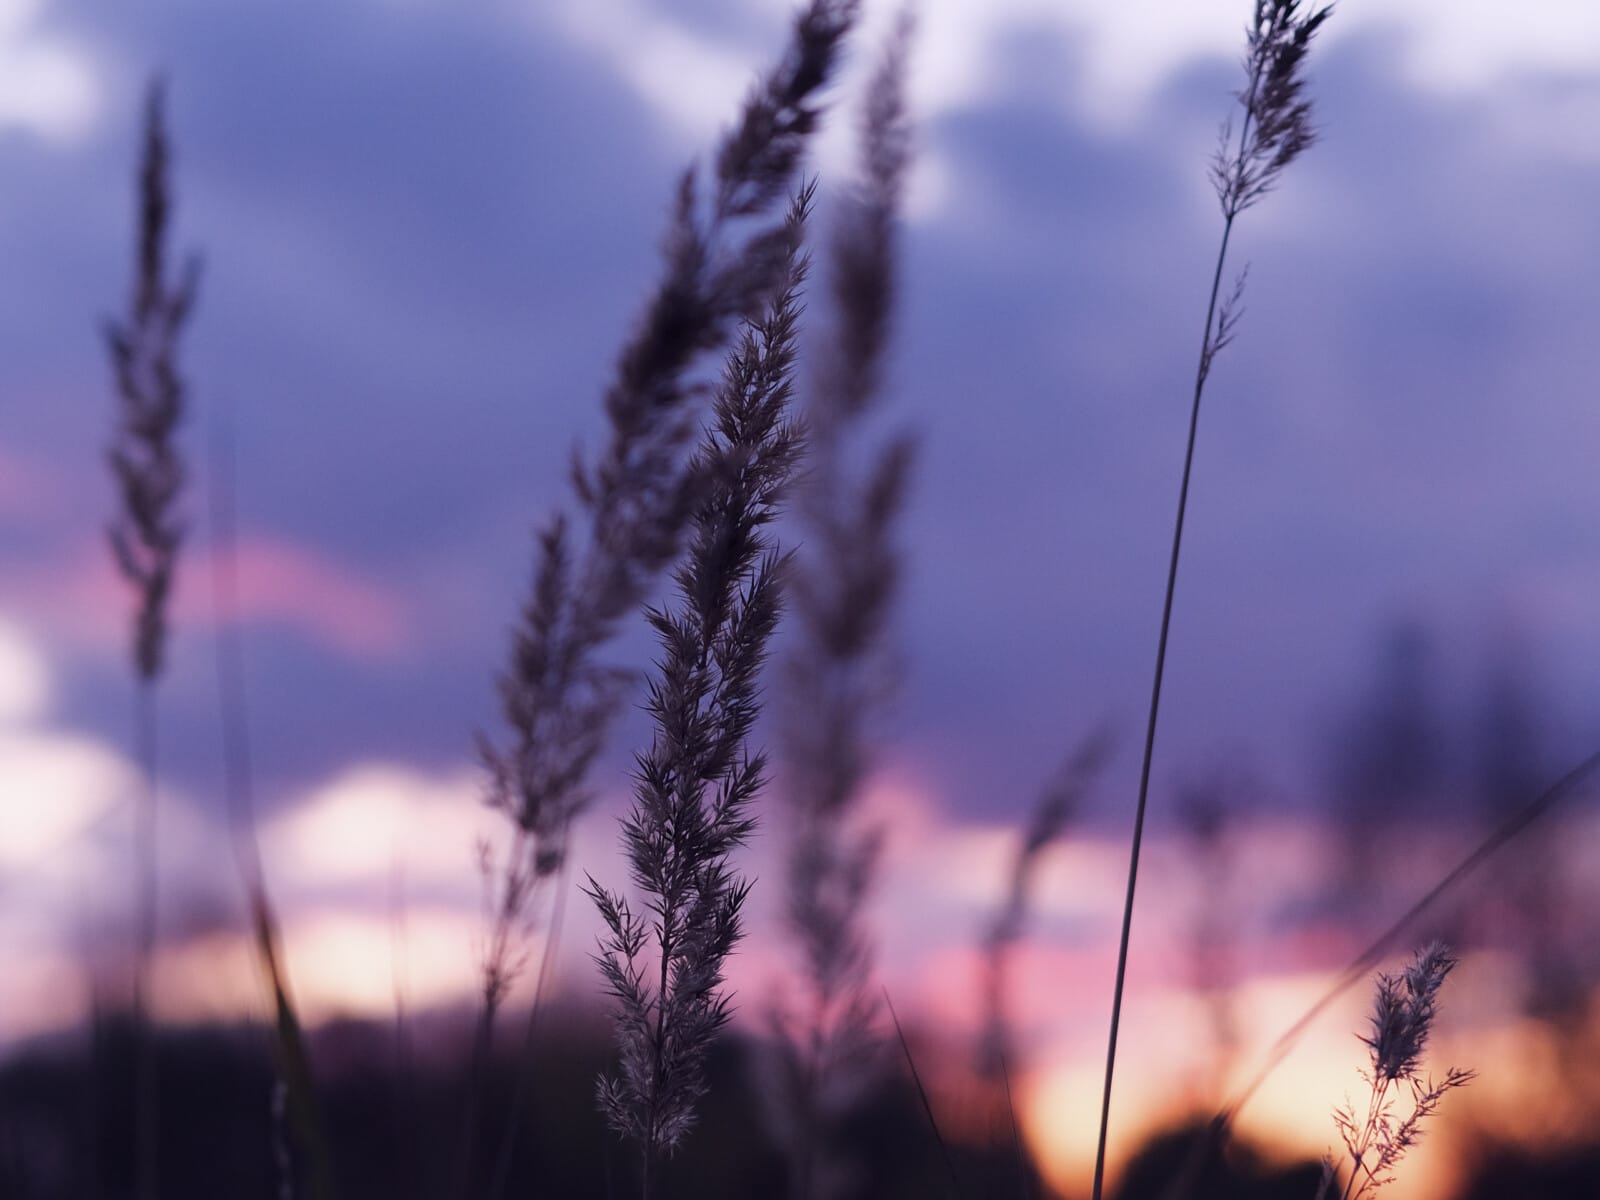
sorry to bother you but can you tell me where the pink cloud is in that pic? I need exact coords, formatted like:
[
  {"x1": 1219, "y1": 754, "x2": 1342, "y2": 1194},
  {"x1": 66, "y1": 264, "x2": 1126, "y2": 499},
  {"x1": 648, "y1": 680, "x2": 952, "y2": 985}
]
[
  {"x1": 184, "y1": 535, "x2": 412, "y2": 658},
  {"x1": 0, "y1": 533, "x2": 412, "y2": 660}
]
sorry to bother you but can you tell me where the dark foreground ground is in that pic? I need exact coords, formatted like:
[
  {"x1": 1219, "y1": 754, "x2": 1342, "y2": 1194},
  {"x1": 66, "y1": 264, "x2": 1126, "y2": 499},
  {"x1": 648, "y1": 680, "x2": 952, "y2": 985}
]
[{"x1": 0, "y1": 1010, "x2": 1593, "y2": 1200}]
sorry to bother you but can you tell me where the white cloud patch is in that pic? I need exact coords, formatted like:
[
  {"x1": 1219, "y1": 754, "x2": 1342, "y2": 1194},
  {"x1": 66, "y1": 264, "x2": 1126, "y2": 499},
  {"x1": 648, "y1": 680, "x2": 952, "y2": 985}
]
[
  {"x1": 0, "y1": 728, "x2": 125, "y2": 873},
  {"x1": 539, "y1": 0, "x2": 1600, "y2": 141},
  {"x1": 261, "y1": 761, "x2": 493, "y2": 900},
  {"x1": 529, "y1": 0, "x2": 1600, "y2": 227},
  {"x1": 0, "y1": 616, "x2": 51, "y2": 725},
  {"x1": 541, "y1": 0, "x2": 757, "y2": 141},
  {"x1": 1387, "y1": 0, "x2": 1600, "y2": 93},
  {"x1": 0, "y1": 0, "x2": 99, "y2": 144}
]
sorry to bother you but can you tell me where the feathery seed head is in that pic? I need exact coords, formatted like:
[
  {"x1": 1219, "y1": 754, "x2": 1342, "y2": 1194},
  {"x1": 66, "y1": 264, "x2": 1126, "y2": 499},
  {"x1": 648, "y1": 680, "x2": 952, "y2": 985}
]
[
  {"x1": 1329, "y1": 942, "x2": 1474, "y2": 1199},
  {"x1": 591, "y1": 186, "x2": 814, "y2": 1166},
  {"x1": 1212, "y1": 0, "x2": 1333, "y2": 217},
  {"x1": 1362, "y1": 939, "x2": 1455, "y2": 1082},
  {"x1": 106, "y1": 79, "x2": 201, "y2": 682}
]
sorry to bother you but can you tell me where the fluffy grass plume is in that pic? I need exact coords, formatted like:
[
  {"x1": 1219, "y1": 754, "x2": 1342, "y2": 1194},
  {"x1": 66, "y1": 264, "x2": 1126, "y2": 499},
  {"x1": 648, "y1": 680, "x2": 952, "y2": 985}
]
[
  {"x1": 474, "y1": 0, "x2": 861, "y2": 1014},
  {"x1": 103, "y1": 77, "x2": 201, "y2": 1200},
  {"x1": 463, "y1": 3, "x2": 859, "y2": 1190},
  {"x1": 106, "y1": 80, "x2": 201, "y2": 685},
  {"x1": 769, "y1": 14, "x2": 914, "y2": 1200},
  {"x1": 1091, "y1": 6, "x2": 1332, "y2": 1198},
  {"x1": 1317, "y1": 943, "x2": 1475, "y2": 1200},
  {"x1": 586, "y1": 188, "x2": 810, "y2": 1199},
  {"x1": 481, "y1": 0, "x2": 862, "y2": 876}
]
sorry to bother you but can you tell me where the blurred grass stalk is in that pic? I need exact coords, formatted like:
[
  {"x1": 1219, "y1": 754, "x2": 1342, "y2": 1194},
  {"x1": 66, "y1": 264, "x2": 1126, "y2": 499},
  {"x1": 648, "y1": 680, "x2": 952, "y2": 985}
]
[
  {"x1": 1090, "y1": 4, "x2": 1332, "y2": 1199},
  {"x1": 208, "y1": 406, "x2": 340, "y2": 1200},
  {"x1": 468, "y1": 2, "x2": 862, "y2": 1193},
  {"x1": 107, "y1": 79, "x2": 337, "y2": 1200},
  {"x1": 771, "y1": 12, "x2": 914, "y2": 1200},
  {"x1": 103, "y1": 77, "x2": 199, "y2": 1200},
  {"x1": 1153, "y1": 746, "x2": 1600, "y2": 1200},
  {"x1": 982, "y1": 732, "x2": 1111, "y2": 1083},
  {"x1": 586, "y1": 188, "x2": 810, "y2": 1198}
]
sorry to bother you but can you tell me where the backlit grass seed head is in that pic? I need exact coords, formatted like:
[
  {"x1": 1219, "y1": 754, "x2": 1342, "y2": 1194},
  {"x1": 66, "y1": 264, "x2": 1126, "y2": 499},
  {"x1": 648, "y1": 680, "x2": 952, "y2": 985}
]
[
  {"x1": 716, "y1": 0, "x2": 860, "y2": 219},
  {"x1": 769, "y1": 23, "x2": 914, "y2": 1195},
  {"x1": 483, "y1": 0, "x2": 860, "y2": 886},
  {"x1": 1362, "y1": 940, "x2": 1455, "y2": 1082},
  {"x1": 1212, "y1": 0, "x2": 1333, "y2": 217},
  {"x1": 106, "y1": 81, "x2": 201, "y2": 681},
  {"x1": 589, "y1": 190, "x2": 812, "y2": 1172},
  {"x1": 1322, "y1": 942, "x2": 1475, "y2": 1200}
]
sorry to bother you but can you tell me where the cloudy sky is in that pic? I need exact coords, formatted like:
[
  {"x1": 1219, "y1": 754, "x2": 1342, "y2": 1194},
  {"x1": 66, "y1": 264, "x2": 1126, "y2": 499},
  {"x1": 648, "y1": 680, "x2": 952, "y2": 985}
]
[
  {"x1": 6, "y1": 0, "x2": 1600, "y2": 808},
  {"x1": 5, "y1": 0, "x2": 1600, "y2": 1189}
]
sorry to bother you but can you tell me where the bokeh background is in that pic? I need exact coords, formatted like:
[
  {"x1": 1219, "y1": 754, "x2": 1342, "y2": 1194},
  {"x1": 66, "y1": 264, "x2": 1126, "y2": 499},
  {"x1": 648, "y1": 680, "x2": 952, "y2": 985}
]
[{"x1": 4, "y1": 0, "x2": 1600, "y2": 1195}]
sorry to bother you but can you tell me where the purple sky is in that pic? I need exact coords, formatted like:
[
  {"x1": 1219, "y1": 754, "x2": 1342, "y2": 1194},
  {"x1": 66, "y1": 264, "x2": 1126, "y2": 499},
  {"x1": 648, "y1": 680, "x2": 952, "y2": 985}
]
[
  {"x1": 4, "y1": 0, "x2": 1600, "y2": 833},
  {"x1": 6, "y1": 8, "x2": 1600, "y2": 1181}
]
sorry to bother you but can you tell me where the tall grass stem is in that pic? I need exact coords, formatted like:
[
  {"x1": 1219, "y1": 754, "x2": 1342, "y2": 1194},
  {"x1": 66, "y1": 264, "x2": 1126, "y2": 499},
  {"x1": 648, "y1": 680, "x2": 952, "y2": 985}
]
[
  {"x1": 206, "y1": 400, "x2": 341, "y2": 1200},
  {"x1": 487, "y1": 862, "x2": 573, "y2": 1200},
  {"x1": 132, "y1": 681, "x2": 159, "y2": 1200},
  {"x1": 882, "y1": 988, "x2": 960, "y2": 1199},
  {"x1": 1091, "y1": 4, "x2": 1332, "y2": 1189},
  {"x1": 1089, "y1": 121, "x2": 1249, "y2": 1200}
]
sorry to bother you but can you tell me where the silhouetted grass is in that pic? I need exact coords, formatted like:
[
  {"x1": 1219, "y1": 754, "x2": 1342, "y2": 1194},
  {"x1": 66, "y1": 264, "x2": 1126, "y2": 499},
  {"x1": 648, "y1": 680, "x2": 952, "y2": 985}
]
[
  {"x1": 54, "y1": 5, "x2": 1600, "y2": 1200},
  {"x1": 466, "y1": 4, "x2": 862, "y2": 1190},
  {"x1": 103, "y1": 77, "x2": 201, "y2": 1200},
  {"x1": 1093, "y1": 5, "x2": 1332, "y2": 1198},
  {"x1": 772, "y1": 13, "x2": 914, "y2": 1199}
]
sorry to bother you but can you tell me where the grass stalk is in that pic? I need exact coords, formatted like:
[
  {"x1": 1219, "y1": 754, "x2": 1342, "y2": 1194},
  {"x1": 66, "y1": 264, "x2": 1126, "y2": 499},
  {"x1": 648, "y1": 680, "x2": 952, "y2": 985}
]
[
  {"x1": 207, "y1": 402, "x2": 340, "y2": 1200},
  {"x1": 882, "y1": 987, "x2": 960, "y2": 1198},
  {"x1": 1090, "y1": 6, "x2": 1330, "y2": 1196},
  {"x1": 469, "y1": 4, "x2": 860, "y2": 1184},
  {"x1": 1089, "y1": 124, "x2": 1239, "y2": 1200},
  {"x1": 1222, "y1": 744, "x2": 1600, "y2": 1130},
  {"x1": 984, "y1": 731, "x2": 1110, "y2": 1078},
  {"x1": 587, "y1": 187, "x2": 813, "y2": 1199},
  {"x1": 131, "y1": 681, "x2": 159, "y2": 1200},
  {"x1": 1325, "y1": 943, "x2": 1474, "y2": 1199},
  {"x1": 774, "y1": 14, "x2": 913, "y2": 1198},
  {"x1": 486, "y1": 861, "x2": 572, "y2": 1200},
  {"x1": 104, "y1": 76, "x2": 201, "y2": 1200},
  {"x1": 996, "y1": 1046, "x2": 1033, "y2": 1200}
]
